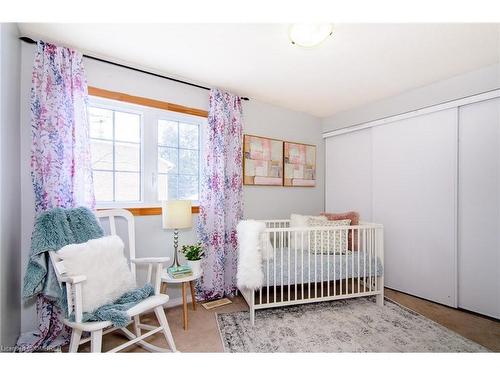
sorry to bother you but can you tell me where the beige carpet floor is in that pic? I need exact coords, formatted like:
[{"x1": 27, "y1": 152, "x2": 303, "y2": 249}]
[{"x1": 70, "y1": 288, "x2": 500, "y2": 352}]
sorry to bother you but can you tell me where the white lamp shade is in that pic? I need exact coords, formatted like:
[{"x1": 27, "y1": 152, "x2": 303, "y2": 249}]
[{"x1": 162, "y1": 200, "x2": 192, "y2": 229}]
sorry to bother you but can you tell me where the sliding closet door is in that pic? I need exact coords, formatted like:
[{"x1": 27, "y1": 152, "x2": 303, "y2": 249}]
[
  {"x1": 325, "y1": 128, "x2": 372, "y2": 220},
  {"x1": 458, "y1": 98, "x2": 500, "y2": 319},
  {"x1": 372, "y1": 109, "x2": 457, "y2": 307}
]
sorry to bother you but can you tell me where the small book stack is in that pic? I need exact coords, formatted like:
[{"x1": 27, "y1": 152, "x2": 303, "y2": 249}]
[{"x1": 168, "y1": 265, "x2": 192, "y2": 279}]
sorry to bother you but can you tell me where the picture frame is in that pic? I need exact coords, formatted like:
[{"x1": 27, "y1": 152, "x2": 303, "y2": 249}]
[
  {"x1": 283, "y1": 141, "x2": 316, "y2": 187},
  {"x1": 243, "y1": 134, "x2": 284, "y2": 186}
]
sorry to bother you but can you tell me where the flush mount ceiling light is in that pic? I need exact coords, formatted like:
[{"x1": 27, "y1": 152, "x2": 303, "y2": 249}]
[{"x1": 289, "y1": 23, "x2": 333, "y2": 47}]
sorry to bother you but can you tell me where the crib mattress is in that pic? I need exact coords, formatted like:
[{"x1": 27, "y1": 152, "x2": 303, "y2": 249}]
[{"x1": 261, "y1": 249, "x2": 383, "y2": 286}]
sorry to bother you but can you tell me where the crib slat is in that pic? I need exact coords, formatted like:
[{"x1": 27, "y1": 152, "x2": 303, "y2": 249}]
[
  {"x1": 340, "y1": 229, "x2": 349, "y2": 294},
  {"x1": 363, "y1": 228, "x2": 367, "y2": 293},
  {"x1": 308, "y1": 231, "x2": 311, "y2": 300},
  {"x1": 274, "y1": 229, "x2": 277, "y2": 303},
  {"x1": 373, "y1": 228, "x2": 379, "y2": 291},
  {"x1": 357, "y1": 228, "x2": 360, "y2": 293},
  {"x1": 301, "y1": 232, "x2": 304, "y2": 300},
  {"x1": 314, "y1": 230, "x2": 317, "y2": 299},
  {"x1": 288, "y1": 231, "x2": 291, "y2": 302},
  {"x1": 333, "y1": 228, "x2": 336, "y2": 297},
  {"x1": 280, "y1": 231, "x2": 283, "y2": 303},
  {"x1": 339, "y1": 228, "x2": 342, "y2": 295},
  {"x1": 327, "y1": 228, "x2": 330, "y2": 297},
  {"x1": 351, "y1": 228, "x2": 354, "y2": 294},
  {"x1": 267, "y1": 234, "x2": 270, "y2": 303},
  {"x1": 288, "y1": 232, "x2": 298, "y2": 300},
  {"x1": 321, "y1": 230, "x2": 324, "y2": 297},
  {"x1": 369, "y1": 227, "x2": 372, "y2": 292}
]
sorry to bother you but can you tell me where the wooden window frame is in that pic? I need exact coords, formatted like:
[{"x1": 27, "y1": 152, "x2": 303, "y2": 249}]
[{"x1": 90, "y1": 86, "x2": 206, "y2": 216}]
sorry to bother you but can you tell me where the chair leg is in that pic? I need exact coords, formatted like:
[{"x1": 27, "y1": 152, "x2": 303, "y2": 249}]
[
  {"x1": 68, "y1": 329, "x2": 82, "y2": 353},
  {"x1": 154, "y1": 306, "x2": 177, "y2": 352},
  {"x1": 90, "y1": 330, "x2": 103, "y2": 353},
  {"x1": 133, "y1": 315, "x2": 141, "y2": 337}
]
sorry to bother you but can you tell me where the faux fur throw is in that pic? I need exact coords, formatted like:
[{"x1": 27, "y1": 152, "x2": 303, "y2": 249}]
[
  {"x1": 236, "y1": 220, "x2": 273, "y2": 290},
  {"x1": 22, "y1": 207, "x2": 104, "y2": 301}
]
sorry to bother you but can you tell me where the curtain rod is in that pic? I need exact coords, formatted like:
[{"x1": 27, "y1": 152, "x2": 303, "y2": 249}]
[{"x1": 19, "y1": 36, "x2": 250, "y2": 101}]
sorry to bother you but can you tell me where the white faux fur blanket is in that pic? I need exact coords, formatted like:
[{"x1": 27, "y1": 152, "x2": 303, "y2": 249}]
[{"x1": 236, "y1": 220, "x2": 273, "y2": 290}]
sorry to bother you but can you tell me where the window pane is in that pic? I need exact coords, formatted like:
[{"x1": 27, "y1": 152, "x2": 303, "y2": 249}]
[
  {"x1": 89, "y1": 107, "x2": 113, "y2": 140},
  {"x1": 115, "y1": 111, "x2": 141, "y2": 142},
  {"x1": 179, "y1": 149, "x2": 198, "y2": 175},
  {"x1": 158, "y1": 173, "x2": 178, "y2": 201},
  {"x1": 115, "y1": 172, "x2": 140, "y2": 201},
  {"x1": 179, "y1": 123, "x2": 199, "y2": 149},
  {"x1": 158, "y1": 146, "x2": 178, "y2": 173},
  {"x1": 158, "y1": 120, "x2": 178, "y2": 147},
  {"x1": 115, "y1": 142, "x2": 140, "y2": 172},
  {"x1": 93, "y1": 171, "x2": 113, "y2": 201},
  {"x1": 178, "y1": 175, "x2": 198, "y2": 200},
  {"x1": 91, "y1": 139, "x2": 113, "y2": 170}
]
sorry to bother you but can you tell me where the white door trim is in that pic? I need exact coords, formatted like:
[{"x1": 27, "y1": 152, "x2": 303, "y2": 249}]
[{"x1": 323, "y1": 88, "x2": 500, "y2": 138}]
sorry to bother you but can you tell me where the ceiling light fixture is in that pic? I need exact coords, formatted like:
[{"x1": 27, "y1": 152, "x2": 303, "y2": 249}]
[{"x1": 289, "y1": 23, "x2": 333, "y2": 47}]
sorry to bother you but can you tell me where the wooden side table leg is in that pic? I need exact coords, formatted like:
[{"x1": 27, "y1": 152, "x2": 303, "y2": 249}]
[
  {"x1": 182, "y1": 282, "x2": 188, "y2": 330},
  {"x1": 189, "y1": 281, "x2": 197, "y2": 311}
]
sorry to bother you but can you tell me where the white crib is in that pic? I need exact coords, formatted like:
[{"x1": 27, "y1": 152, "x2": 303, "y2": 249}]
[{"x1": 239, "y1": 220, "x2": 384, "y2": 325}]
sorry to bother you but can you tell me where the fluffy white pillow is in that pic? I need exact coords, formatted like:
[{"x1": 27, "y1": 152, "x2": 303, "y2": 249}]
[{"x1": 57, "y1": 235, "x2": 137, "y2": 313}]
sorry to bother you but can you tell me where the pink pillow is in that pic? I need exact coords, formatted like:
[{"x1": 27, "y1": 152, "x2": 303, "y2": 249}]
[{"x1": 320, "y1": 211, "x2": 360, "y2": 250}]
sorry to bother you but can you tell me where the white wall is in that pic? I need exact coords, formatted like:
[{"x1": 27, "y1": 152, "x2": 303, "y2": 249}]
[
  {"x1": 0, "y1": 23, "x2": 21, "y2": 349},
  {"x1": 322, "y1": 63, "x2": 500, "y2": 133},
  {"x1": 19, "y1": 42, "x2": 324, "y2": 332}
]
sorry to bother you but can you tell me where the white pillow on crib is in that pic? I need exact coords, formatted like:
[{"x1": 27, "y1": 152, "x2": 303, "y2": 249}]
[
  {"x1": 261, "y1": 236, "x2": 274, "y2": 261},
  {"x1": 57, "y1": 235, "x2": 137, "y2": 313},
  {"x1": 290, "y1": 214, "x2": 326, "y2": 228},
  {"x1": 289, "y1": 214, "x2": 327, "y2": 250},
  {"x1": 308, "y1": 218, "x2": 351, "y2": 254}
]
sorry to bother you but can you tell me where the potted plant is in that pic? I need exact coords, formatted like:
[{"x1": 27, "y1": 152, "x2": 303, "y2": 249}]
[{"x1": 181, "y1": 242, "x2": 205, "y2": 274}]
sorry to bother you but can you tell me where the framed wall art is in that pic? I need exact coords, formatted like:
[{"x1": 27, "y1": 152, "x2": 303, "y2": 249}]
[
  {"x1": 283, "y1": 141, "x2": 316, "y2": 187},
  {"x1": 243, "y1": 134, "x2": 283, "y2": 186}
]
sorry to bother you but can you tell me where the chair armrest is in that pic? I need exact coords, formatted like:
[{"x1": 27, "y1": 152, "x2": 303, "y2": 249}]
[
  {"x1": 131, "y1": 257, "x2": 171, "y2": 264},
  {"x1": 60, "y1": 275, "x2": 87, "y2": 284}
]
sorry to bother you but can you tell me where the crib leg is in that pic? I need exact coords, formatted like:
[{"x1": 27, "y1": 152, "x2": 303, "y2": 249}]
[
  {"x1": 376, "y1": 277, "x2": 384, "y2": 306},
  {"x1": 249, "y1": 290, "x2": 256, "y2": 325}
]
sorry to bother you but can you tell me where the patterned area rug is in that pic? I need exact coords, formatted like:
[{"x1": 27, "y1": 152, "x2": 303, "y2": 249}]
[{"x1": 216, "y1": 297, "x2": 488, "y2": 352}]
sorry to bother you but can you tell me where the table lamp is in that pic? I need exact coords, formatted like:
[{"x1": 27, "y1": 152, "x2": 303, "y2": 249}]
[{"x1": 162, "y1": 200, "x2": 193, "y2": 269}]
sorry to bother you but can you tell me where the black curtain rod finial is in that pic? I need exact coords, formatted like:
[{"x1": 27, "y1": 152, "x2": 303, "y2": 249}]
[{"x1": 19, "y1": 36, "x2": 250, "y2": 101}]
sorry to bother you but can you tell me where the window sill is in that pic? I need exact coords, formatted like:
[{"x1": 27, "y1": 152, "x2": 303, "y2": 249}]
[{"x1": 97, "y1": 206, "x2": 200, "y2": 216}]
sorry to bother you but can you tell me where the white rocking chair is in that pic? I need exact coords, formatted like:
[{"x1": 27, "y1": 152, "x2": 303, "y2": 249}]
[{"x1": 48, "y1": 209, "x2": 177, "y2": 353}]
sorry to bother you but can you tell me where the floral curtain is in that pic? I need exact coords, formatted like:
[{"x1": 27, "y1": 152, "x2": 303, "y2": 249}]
[
  {"x1": 17, "y1": 41, "x2": 94, "y2": 352},
  {"x1": 197, "y1": 88, "x2": 244, "y2": 300}
]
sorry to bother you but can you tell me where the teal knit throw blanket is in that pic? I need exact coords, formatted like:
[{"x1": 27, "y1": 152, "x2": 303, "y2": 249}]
[{"x1": 23, "y1": 207, "x2": 104, "y2": 301}]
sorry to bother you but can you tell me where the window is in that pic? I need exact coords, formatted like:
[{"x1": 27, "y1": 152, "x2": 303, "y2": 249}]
[
  {"x1": 157, "y1": 120, "x2": 200, "y2": 201},
  {"x1": 89, "y1": 106, "x2": 142, "y2": 203},
  {"x1": 88, "y1": 95, "x2": 204, "y2": 208}
]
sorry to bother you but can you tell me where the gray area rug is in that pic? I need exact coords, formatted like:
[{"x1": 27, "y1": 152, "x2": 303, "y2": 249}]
[{"x1": 216, "y1": 297, "x2": 488, "y2": 352}]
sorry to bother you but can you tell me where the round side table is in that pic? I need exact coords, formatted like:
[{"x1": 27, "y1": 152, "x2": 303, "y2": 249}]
[{"x1": 160, "y1": 269, "x2": 202, "y2": 330}]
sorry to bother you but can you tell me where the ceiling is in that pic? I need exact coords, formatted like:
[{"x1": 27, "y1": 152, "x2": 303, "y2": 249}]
[{"x1": 18, "y1": 23, "x2": 500, "y2": 118}]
